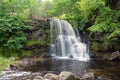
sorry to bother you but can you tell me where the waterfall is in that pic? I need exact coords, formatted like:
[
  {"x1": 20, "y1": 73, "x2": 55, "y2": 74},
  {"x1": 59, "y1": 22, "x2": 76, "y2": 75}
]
[{"x1": 50, "y1": 19, "x2": 90, "y2": 61}]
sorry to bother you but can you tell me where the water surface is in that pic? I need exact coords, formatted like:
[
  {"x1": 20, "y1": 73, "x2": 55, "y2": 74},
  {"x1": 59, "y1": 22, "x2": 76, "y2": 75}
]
[{"x1": 23, "y1": 57, "x2": 120, "y2": 80}]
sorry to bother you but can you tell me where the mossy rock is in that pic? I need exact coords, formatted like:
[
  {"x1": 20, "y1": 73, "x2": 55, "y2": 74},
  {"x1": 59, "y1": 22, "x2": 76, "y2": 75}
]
[
  {"x1": 91, "y1": 41, "x2": 111, "y2": 52},
  {"x1": 91, "y1": 41, "x2": 102, "y2": 51}
]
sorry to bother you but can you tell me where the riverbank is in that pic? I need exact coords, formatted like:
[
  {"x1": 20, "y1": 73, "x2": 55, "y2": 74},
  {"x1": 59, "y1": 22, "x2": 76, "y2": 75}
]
[{"x1": 1, "y1": 70, "x2": 110, "y2": 80}]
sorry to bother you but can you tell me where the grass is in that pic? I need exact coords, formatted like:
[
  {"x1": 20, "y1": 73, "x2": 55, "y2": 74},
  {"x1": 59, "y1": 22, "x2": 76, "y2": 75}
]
[
  {"x1": 0, "y1": 39, "x2": 42, "y2": 72},
  {"x1": 0, "y1": 50, "x2": 33, "y2": 72},
  {"x1": 0, "y1": 56, "x2": 14, "y2": 71},
  {"x1": 0, "y1": 47, "x2": 33, "y2": 72}
]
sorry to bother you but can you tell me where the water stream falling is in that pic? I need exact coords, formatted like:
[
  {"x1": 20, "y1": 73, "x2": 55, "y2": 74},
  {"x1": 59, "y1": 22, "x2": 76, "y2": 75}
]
[{"x1": 50, "y1": 19, "x2": 90, "y2": 61}]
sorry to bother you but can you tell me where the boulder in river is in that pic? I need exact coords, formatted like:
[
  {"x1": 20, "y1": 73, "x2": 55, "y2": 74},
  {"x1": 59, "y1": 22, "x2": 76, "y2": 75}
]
[
  {"x1": 34, "y1": 75, "x2": 43, "y2": 80},
  {"x1": 81, "y1": 70, "x2": 94, "y2": 80},
  {"x1": 96, "y1": 76, "x2": 111, "y2": 80},
  {"x1": 44, "y1": 73, "x2": 58, "y2": 80},
  {"x1": 58, "y1": 71, "x2": 80, "y2": 80},
  {"x1": 105, "y1": 51, "x2": 120, "y2": 60}
]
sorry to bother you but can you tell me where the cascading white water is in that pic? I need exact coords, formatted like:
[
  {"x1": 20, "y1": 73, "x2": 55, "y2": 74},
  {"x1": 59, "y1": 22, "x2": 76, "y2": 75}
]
[{"x1": 50, "y1": 19, "x2": 90, "y2": 61}]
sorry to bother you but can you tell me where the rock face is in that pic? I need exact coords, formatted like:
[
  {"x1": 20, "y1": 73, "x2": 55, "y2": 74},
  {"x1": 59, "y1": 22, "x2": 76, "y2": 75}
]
[
  {"x1": 58, "y1": 71, "x2": 80, "y2": 80},
  {"x1": 105, "y1": 51, "x2": 120, "y2": 60}
]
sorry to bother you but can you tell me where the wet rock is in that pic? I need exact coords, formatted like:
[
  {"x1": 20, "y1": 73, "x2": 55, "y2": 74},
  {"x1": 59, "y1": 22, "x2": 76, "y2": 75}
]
[
  {"x1": 81, "y1": 70, "x2": 94, "y2": 80},
  {"x1": 10, "y1": 57, "x2": 46, "y2": 71},
  {"x1": 96, "y1": 76, "x2": 111, "y2": 80},
  {"x1": 44, "y1": 73, "x2": 58, "y2": 80},
  {"x1": 34, "y1": 75, "x2": 43, "y2": 80},
  {"x1": 0, "y1": 71, "x2": 31, "y2": 80},
  {"x1": 1, "y1": 71, "x2": 15, "y2": 75},
  {"x1": 41, "y1": 52, "x2": 52, "y2": 58},
  {"x1": 10, "y1": 64, "x2": 18, "y2": 71},
  {"x1": 105, "y1": 51, "x2": 120, "y2": 60},
  {"x1": 69, "y1": 55, "x2": 73, "y2": 58},
  {"x1": 58, "y1": 71, "x2": 80, "y2": 80},
  {"x1": 10, "y1": 59, "x2": 30, "y2": 71}
]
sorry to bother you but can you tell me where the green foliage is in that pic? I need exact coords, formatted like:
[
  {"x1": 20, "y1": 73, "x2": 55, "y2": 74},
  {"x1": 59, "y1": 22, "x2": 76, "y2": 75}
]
[
  {"x1": 0, "y1": 0, "x2": 45, "y2": 19},
  {"x1": 0, "y1": 46, "x2": 33, "y2": 58},
  {"x1": 0, "y1": 56, "x2": 14, "y2": 71},
  {"x1": 88, "y1": 7, "x2": 120, "y2": 44},
  {"x1": 49, "y1": 0, "x2": 82, "y2": 27},
  {"x1": 77, "y1": 0, "x2": 105, "y2": 22},
  {"x1": 49, "y1": 0, "x2": 72, "y2": 16},
  {"x1": 0, "y1": 16, "x2": 31, "y2": 49},
  {"x1": 49, "y1": 0, "x2": 120, "y2": 46},
  {"x1": 30, "y1": 0, "x2": 53, "y2": 18},
  {"x1": 0, "y1": 47, "x2": 32, "y2": 71},
  {"x1": 0, "y1": 0, "x2": 32, "y2": 19},
  {"x1": 26, "y1": 40, "x2": 41, "y2": 46},
  {"x1": 0, "y1": 0, "x2": 32, "y2": 50},
  {"x1": 38, "y1": 0, "x2": 53, "y2": 17},
  {"x1": 49, "y1": 0, "x2": 105, "y2": 28},
  {"x1": 20, "y1": 50, "x2": 33, "y2": 57},
  {"x1": 91, "y1": 41, "x2": 102, "y2": 51}
]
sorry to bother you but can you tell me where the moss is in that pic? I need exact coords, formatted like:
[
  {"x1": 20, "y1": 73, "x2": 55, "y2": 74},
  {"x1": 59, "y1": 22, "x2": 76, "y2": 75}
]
[
  {"x1": 0, "y1": 47, "x2": 18, "y2": 57},
  {"x1": 20, "y1": 50, "x2": 33, "y2": 57},
  {"x1": 0, "y1": 47, "x2": 34, "y2": 71},
  {"x1": 91, "y1": 41, "x2": 102, "y2": 51},
  {"x1": 26, "y1": 40, "x2": 41, "y2": 46},
  {"x1": 0, "y1": 56, "x2": 15, "y2": 71}
]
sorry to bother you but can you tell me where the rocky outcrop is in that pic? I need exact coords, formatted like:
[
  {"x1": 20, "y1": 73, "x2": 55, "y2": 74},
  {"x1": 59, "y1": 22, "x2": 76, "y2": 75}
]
[
  {"x1": 10, "y1": 57, "x2": 46, "y2": 71},
  {"x1": 23, "y1": 18, "x2": 50, "y2": 57},
  {"x1": 104, "y1": 51, "x2": 120, "y2": 60}
]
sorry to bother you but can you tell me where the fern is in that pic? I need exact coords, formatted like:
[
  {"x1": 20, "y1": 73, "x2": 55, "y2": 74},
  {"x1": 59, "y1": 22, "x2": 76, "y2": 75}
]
[
  {"x1": 108, "y1": 29, "x2": 120, "y2": 39},
  {"x1": 89, "y1": 6, "x2": 120, "y2": 43}
]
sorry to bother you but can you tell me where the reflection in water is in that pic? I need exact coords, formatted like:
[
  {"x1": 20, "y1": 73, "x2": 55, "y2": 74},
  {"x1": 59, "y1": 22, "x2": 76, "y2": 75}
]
[
  {"x1": 49, "y1": 58, "x2": 91, "y2": 75},
  {"x1": 23, "y1": 58, "x2": 120, "y2": 80}
]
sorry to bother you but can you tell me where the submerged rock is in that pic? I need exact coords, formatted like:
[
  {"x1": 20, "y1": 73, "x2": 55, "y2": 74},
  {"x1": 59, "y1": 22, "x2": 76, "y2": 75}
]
[
  {"x1": 96, "y1": 76, "x2": 111, "y2": 80},
  {"x1": 105, "y1": 51, "x2": 120, "y2": 60},
  {"x1": 81, "y1": 70, "x2": 94, "y2": 80},
  {"x1": 58, "y1": 71, "x2": 80, "y2": 80}
]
